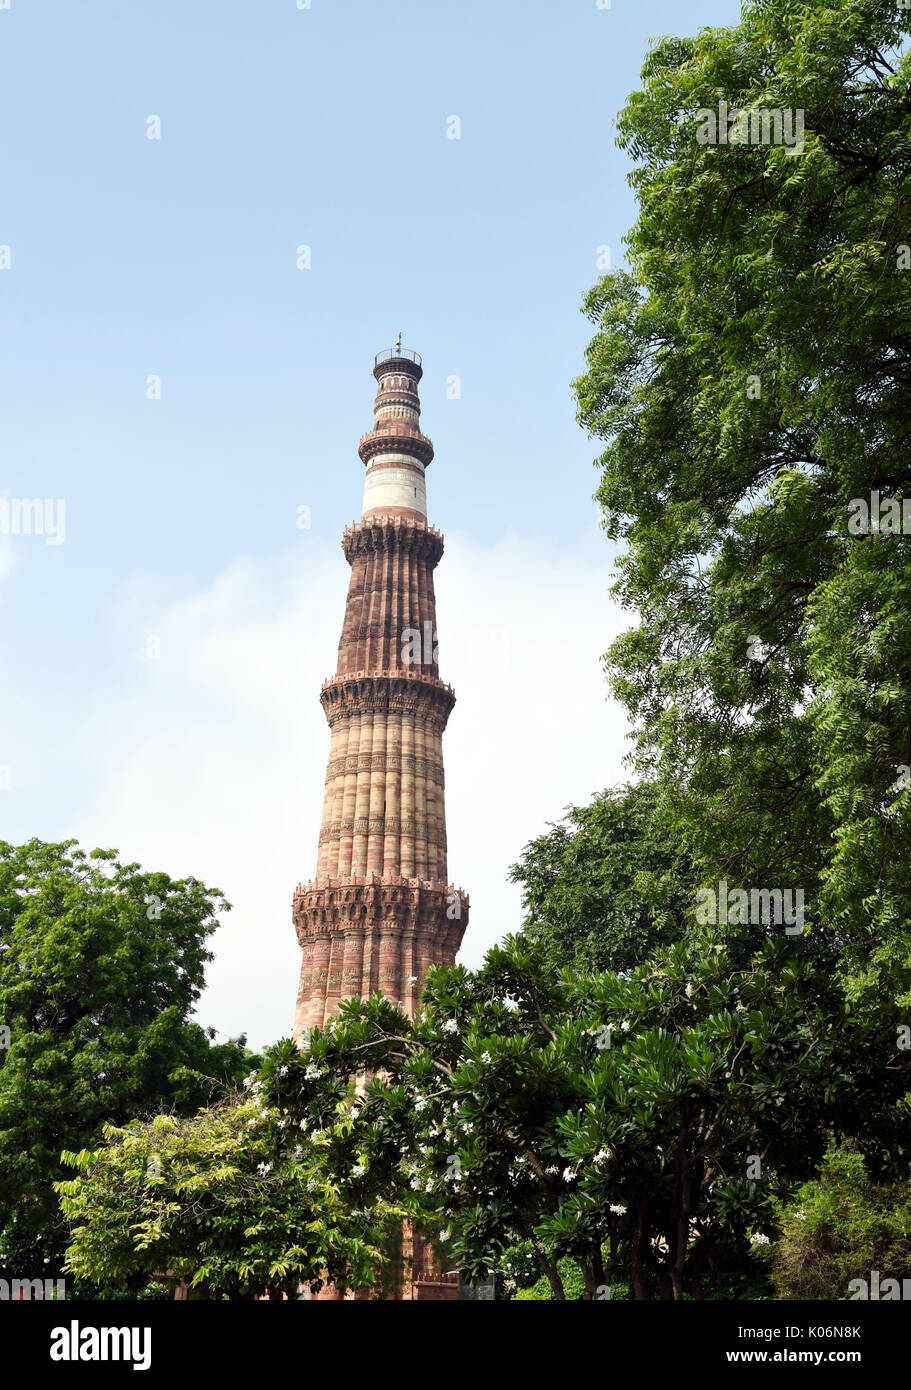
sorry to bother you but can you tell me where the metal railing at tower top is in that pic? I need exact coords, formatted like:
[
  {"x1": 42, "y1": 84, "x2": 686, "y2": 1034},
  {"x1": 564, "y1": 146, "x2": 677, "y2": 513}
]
[{"x1": 375, "y1": 347, "x2": 422, "y2": 368}]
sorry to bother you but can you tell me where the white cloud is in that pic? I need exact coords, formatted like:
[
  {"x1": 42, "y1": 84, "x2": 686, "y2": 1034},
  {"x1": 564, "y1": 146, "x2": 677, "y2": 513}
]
[{"x1": 67, "y1": 526, "x2": 631, "y2": 1052}]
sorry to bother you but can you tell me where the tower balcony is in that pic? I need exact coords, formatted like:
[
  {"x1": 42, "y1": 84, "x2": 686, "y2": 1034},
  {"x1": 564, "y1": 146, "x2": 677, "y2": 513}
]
[
  {"x1": 318, "y1": 670, "x2": 456, "y2": 732},
  {"x1": 341, "y1": 515, "x2": 444, "y2": 566},
  {"x1": 358, "y1": 425, "x2": 435, "y2": 467},
  {"x1": 294, "y1": 872, "x2": 467, "y2": 898},
  {"x1": 375, "y1": 347, "x2": 422, "y2": 369}
]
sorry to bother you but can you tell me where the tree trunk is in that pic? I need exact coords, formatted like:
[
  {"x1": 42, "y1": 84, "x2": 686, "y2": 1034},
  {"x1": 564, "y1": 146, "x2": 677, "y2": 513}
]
[
  {"x1": 669, "y1": 1121, "x2": 694, "y2": 1300},
  {"x1": 534, "y1": 1245, "x2": 566, "y2": 1300},
  {"x1": 631, "y1": 1199, "x2": 651, "y2": 1300},
  {"x1": 580, "y1": 1250, "x2": 607, "y2": 1300}
]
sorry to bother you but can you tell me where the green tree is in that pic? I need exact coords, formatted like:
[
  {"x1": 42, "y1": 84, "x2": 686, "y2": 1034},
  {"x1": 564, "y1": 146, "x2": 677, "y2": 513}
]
[
  {"x1": 0, "y1": 839, "x2": 254, "y2": 1279},
  {"x1": 257, "y1": 933, "x2": 910, "y2": 1300},
  {"x1": 57, "y1": 1096, "x2": 402, "y2": 1300},
  {"x1": 509, "y1": 783, "x2": 698, "y2": 974},
  {"x1": 765, "y1": 1145, "x2": 911, "y2": 1300},
  {"x1": 574, "y1": 0, "x2": 911, "y2": 990}
]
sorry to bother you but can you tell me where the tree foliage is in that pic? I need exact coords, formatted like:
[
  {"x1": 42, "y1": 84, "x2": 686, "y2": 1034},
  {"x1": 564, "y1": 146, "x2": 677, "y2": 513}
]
[
  {"x1": 509, "y1": 783, "x2": 698, "y2": 974},
  {"x1": 574, "y1": 0, "x2": 911, "y2": 990},
  {"x1": 57, "y1": 1096, "x2": 401, "y2": 1300},
  {"x1": 0, "y1": 839, "x2": 253, "y2": 1276},
  {"x1": 255, "y1": 934, "x2": 910, "y2": 1300},
  {"x1": 765, "y1": 1145, "x2": 911, "y2": 1299}
]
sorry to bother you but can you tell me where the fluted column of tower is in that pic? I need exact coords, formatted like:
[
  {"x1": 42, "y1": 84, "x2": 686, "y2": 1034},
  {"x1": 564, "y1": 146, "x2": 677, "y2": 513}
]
[{"x1": 293, "y1": 345, "x2": 469, "y2": 1044}]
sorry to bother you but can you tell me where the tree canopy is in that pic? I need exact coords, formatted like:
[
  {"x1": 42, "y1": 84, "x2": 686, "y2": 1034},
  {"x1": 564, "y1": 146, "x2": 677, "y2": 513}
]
[
  {"x1": 255, "y1": 934, "x2": 910, "y2": 1299},
  {"x1": 764, "y1": 1145, "x2": 911, "y2": 1299},
  {"x1": 57, "y1": 1096, "x2": 401, "y2": 1300},
  {"x1": 509, "y1": 783, "x2": 698, "y2": 974},
  {"x1": 0, "y1": 839, "x2": 254, "y2": 1278},
  {"x1": 574, "y1": 0, "x2": 911, "y2": 991}
]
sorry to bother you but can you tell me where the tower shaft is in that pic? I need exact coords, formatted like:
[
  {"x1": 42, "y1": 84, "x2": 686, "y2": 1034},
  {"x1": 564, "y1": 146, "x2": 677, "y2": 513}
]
[{"x1": 292, "y1": 348, "x2": 468, "y2": 1042}]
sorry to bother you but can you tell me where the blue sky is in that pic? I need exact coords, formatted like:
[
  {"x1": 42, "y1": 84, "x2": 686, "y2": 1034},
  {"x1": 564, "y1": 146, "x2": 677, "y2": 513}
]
[{"x1": 0, "y1": 0, "x2": 742, "y2": 1048}]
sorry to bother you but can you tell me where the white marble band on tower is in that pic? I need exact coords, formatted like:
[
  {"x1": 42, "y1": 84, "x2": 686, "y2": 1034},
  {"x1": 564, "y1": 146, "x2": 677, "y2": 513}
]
[{"x1": 362, "y1": 455, "x2": 427, "y2": 519}]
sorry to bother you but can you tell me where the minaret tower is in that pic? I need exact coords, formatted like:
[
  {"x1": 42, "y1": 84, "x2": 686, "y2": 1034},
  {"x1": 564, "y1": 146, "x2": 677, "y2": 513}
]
[{"x1": 292, "y1": 343, "x2": 468, "y2": 1044}]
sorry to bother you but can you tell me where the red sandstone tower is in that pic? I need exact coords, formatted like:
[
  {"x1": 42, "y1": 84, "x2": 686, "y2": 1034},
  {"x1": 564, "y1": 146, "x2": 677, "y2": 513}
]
[{"x1": 292, "y1": 343, "x2": 468, "y2": 1299}]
